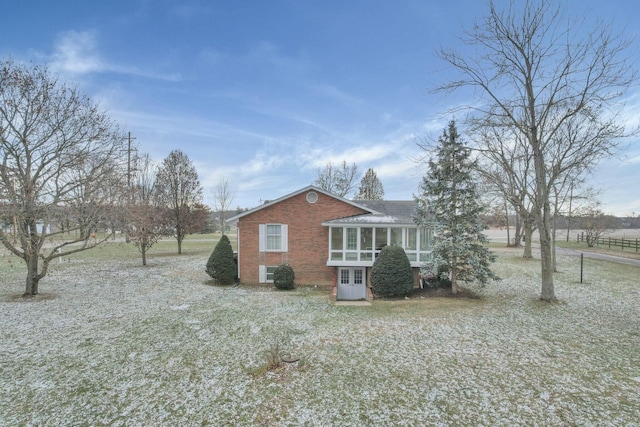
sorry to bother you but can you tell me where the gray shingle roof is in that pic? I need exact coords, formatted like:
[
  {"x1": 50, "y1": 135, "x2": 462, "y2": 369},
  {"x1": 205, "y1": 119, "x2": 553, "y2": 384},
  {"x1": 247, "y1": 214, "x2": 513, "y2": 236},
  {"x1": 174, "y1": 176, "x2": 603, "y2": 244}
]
[{"x1": 322, "y1": 200, "x2": 418, "y2": 226}]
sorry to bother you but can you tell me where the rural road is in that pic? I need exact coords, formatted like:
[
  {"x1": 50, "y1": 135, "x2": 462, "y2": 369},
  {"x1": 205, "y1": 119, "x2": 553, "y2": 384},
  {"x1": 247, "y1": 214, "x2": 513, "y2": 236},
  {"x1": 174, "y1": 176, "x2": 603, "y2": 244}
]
[
  {"x1": 554, "y1": 245, "x2": 640, "y2": 267},
  {"x1": 486, "y1": 228, "x2": 640, "y2": 268}
]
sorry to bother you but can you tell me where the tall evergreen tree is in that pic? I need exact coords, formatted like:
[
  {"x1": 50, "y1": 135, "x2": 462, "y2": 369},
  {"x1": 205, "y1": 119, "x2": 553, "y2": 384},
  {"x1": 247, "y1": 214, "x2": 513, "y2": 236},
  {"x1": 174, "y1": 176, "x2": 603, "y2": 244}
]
[
  {"x1": 355, "y1": 168, "x2": 384, "y2": 200},
  {"x1": 415, "y1": 120, "x2": 497, "y2": 294}
]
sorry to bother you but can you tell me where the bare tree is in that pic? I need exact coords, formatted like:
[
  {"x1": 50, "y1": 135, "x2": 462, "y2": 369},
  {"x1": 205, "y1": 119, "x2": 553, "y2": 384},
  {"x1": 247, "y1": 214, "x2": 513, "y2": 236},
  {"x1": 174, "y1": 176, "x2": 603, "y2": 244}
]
[
  {"x1": 126, "y1": 153, "x2": 163, "y2": 266},
  {"x1": 354, "y1": 168, "x2": 384, "y2": 200},
  {"x1": 0, "y1": 60, "x2": 127, "y2": 296},
  {"x1": 213, "y1": 178, "x2": 234, "y2": 233},
  {"x1": 580, "y1": 203, "x2": 618, "y2": 247},
  {"x1": 314, "y1": 161, "x2": 359, "y2": 198},
  {"x1": 474, "y1": 126, "x2": 537, "y2": 257},
  {"x1": 155, "y1": 149, "x2": 203, "y2": 254},
  {"x1": 436, "y1": 1, "x2": 635, "y2": 301}
]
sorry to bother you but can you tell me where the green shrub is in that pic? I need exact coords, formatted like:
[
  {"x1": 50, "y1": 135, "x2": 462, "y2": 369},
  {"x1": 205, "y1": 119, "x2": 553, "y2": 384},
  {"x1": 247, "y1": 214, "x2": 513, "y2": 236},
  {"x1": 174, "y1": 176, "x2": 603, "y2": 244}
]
[
  {"x1": 205, "y1": 235, "x2": 236, "y2": 285},
  {"x1": 273, "y1": 263, "x2": 295, "y2": 290},
  {"x1": 370, "y1": 245, "x2": 414, "y2": 297}
]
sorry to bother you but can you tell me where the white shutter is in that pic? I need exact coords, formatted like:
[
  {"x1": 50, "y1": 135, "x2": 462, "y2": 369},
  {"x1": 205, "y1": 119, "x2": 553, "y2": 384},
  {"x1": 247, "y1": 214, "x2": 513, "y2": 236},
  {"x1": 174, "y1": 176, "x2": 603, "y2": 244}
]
[
  {"x1": 258, "y1": 224, "x2": 266, "y2": 252},
  {"x1": 281, "y1": 224, "x2": 288, "y2": 252},
  {"x1": 259, "y1": 265, "x2": 266, "y2": 282}
]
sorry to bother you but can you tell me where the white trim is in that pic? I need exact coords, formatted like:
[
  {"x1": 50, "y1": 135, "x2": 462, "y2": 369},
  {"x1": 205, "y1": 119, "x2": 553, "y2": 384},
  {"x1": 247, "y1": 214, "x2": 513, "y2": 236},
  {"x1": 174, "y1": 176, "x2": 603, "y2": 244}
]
[
  {"x1": 259, "y1": 265, "x2": 277, "y2": 283},
  {"x1": 306, "y1": 191, "x2": 318, "y2": 203},
  {"x1": 281, "y1": 224, "x2": 288, "y2": 252},
  {"x1": 236, "y1": 227, "x2": 240, "y2": 279},
  {"x1": 337, "y1": 267, "x2": 367, "y2": 300},
  {"x1": 326, "y1": 225, "x2": 432, "y2": 266},
  {"x1": 328, "y1": 259, "x2": 427, "y2": 268}
]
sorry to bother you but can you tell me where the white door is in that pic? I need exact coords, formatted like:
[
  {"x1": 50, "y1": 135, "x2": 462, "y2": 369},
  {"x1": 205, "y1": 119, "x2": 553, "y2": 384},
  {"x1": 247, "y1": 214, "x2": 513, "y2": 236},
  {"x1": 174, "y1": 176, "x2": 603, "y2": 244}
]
[{"x1": 337, "y1": 268, "x2": 366, "y2": 300}]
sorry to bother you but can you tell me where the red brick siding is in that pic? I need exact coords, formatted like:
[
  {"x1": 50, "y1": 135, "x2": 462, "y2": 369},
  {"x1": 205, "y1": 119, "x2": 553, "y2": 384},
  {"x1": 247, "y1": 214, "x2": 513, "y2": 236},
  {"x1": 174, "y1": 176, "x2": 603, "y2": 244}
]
[{"x1": 236, "y1": 191, "x2": 368, "y2": 287}]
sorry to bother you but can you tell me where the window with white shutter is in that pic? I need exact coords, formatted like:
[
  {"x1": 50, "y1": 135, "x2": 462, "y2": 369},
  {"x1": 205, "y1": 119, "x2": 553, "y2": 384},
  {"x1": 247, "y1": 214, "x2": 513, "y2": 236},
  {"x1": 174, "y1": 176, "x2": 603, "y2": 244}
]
[
  {"x1": 259, "y1": 265, "x2": 277, "y2": 283},
  {"x1": 259, "y1": 224, "x2": 288, "y2": 252}
]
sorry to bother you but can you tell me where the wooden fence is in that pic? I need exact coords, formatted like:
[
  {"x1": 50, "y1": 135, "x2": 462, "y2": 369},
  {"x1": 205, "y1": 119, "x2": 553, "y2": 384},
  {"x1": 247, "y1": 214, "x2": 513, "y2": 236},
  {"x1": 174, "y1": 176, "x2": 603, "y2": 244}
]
[{"x1": 576, "y1": 233, "x2": 640, "y2": 252}]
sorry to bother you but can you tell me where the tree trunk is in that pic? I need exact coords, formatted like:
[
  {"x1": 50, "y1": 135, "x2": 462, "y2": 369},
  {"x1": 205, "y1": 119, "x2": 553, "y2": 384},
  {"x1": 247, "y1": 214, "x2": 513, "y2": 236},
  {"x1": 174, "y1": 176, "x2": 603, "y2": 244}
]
[
  {"x1": 451, "y1": 264, "x2": 458, "y2": 294},
  {"x1": 142, "y1": 245, "x2": 147, "y2": 266},
  {"x1": 523, "y1": 221, "x2": 533, "y2": 259},
  {"x1": 533, "y1": 181, "x2": 556, "y2": 301},
  {"x1": 552, "y1": 218, "x2": 558, "y2": 272},
  {"x1": 531, "y1": 125, "x2": 556, "y2": 302},
  {"x1": 176, "y1": 222, "x2": 183, "y2": 254},
  {"x1": 24, "y1": 251, "x2": 40, "y2": 296},
  {"x1": 538, "y1": 202, "x2": 556, "y2": 301},
  {"x1": 511, "y1": 211, "x2": 523, "y2": 247},
  {"x1": 504, "y1": 200, "x2": 511, "y2": 247}
]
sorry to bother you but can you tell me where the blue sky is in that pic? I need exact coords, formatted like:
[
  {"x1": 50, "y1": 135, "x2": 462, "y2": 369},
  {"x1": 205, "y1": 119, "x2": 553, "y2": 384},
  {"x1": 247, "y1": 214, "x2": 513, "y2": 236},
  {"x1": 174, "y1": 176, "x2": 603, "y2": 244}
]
[{"x1": 3, "y1": 0, "x2": 640, "y2": 216}]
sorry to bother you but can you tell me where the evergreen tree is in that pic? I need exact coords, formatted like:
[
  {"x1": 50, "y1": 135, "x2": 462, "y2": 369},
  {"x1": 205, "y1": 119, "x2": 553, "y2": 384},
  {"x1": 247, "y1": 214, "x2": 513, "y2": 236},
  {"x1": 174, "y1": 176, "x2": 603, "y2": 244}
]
[
  {"x1": 355, "y1": 168, "x2": 384, "y2": 200},
  {"x1": 206, "y1": 235, "x2": 236, "y2": 285},
  {"x1": 415, "y1": 120, "x2": 498, "y2": 294}
]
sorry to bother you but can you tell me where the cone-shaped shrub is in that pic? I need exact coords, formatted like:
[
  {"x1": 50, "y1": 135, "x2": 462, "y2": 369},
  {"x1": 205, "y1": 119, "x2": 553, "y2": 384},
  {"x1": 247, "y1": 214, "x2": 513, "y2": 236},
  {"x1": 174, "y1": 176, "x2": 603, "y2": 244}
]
[
  {"x1": 273, "y1": 263, "x2": 295, "y2": 290},
  {"x1": 370, "y1": 245, "x2": 413, "y2": 297},
  {"x1": 206, "y1": 235, "x2": 236, "y2": 285}
]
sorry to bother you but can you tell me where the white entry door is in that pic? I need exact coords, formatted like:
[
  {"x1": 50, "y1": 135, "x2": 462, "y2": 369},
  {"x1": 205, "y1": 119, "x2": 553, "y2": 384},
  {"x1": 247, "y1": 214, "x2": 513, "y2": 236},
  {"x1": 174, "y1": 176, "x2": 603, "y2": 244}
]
[{"x1": 337, "y1": 268, "x2": 366, "y2": 300}]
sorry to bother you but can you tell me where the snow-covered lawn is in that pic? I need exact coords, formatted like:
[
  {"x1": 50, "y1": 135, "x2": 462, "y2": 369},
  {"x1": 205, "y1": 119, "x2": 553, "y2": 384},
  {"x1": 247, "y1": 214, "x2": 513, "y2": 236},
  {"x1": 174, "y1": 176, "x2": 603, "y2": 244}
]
[{"x1": 1, "y1": 245, "x2": 639, "y2": 426}]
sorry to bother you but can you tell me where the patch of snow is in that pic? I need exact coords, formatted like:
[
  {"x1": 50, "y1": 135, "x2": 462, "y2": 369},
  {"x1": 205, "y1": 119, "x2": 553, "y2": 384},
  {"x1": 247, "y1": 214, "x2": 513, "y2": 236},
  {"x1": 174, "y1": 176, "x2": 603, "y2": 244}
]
[{"x1": 1, "y1": 248, "x2": 638, "y2": 426}]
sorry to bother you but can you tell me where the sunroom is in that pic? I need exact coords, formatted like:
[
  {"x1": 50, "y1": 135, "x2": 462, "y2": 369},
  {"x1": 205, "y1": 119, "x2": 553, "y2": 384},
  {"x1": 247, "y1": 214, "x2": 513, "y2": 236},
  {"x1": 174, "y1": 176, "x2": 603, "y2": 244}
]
[
  {"x1": 325, "y1": 224, "x2": 433, "y2": 267},
  {"x1": 321, "y1": 200, "x2": 432, "y2": 301},
  {"x1": 321, "y1": 199, "x2": 433, "y2": 268}
]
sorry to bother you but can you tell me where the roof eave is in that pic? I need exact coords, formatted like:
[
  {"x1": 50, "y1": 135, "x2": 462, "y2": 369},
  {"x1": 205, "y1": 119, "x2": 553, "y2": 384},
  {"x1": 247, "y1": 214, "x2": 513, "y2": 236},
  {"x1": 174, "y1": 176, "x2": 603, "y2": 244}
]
[{"x1": 225, "y1": 185, "x2": 378, "y2": 223}]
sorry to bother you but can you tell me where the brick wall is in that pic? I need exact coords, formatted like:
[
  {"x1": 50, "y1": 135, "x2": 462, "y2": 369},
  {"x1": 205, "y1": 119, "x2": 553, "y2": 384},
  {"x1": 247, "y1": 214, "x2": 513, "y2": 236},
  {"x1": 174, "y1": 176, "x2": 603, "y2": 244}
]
[{"x1": 236, "y1": 190, "x2": 368, "y2": 287}]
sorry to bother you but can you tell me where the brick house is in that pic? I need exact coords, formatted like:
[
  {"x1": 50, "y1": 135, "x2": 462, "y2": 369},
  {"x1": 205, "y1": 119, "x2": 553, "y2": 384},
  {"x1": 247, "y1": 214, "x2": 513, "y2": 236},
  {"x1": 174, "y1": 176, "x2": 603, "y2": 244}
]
[{"x1": 226, "y1": 185, "x2": 433, "y2": 300}]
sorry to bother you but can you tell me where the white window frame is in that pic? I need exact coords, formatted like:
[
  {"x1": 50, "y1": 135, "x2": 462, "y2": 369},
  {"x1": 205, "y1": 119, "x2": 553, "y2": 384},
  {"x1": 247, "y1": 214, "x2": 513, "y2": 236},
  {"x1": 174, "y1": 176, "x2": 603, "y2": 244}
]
[
  {"x1": 259, "y1": 224, "x2": 288, "y2": 252},
  {"x1": 259, "y1": 265, "x2": 278, "y2": 283},
  {"x1": 327, "y1": 225, "x2": 433, "y2": 267}
]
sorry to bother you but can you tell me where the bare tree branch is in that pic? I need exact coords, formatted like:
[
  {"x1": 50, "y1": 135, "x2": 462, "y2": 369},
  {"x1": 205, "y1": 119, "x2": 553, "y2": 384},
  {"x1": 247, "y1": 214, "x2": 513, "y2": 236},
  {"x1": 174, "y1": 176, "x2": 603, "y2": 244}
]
[
  {"x1": 0, "y1": 59, "x2": 128, "y2": 295},
  {"x1": 435, "y1": 0, "x2": 636, "y2": 301}
]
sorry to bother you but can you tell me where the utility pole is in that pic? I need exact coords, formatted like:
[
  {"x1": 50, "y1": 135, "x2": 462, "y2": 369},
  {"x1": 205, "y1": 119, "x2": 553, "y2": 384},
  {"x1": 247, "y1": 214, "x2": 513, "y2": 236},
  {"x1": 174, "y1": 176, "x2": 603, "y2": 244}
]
[
  {"x1": 125, "y1": 132, "x2": 137, "y2": 190},
  {"x1": 121, "y1": 132, "x2": 137, "y2": 244}
]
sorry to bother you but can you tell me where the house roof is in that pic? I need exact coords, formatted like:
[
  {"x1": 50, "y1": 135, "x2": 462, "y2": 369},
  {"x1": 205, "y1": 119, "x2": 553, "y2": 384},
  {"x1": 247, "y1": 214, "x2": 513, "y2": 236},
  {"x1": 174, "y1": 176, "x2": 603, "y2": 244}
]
[
  {"x1": 225, "y1": 185, "x2": 419, "y2": 227},
  {"x1": 322, "y1": 200, "x2": 418, "y2": 226},
  {"x1": 225, "y1": 185, "x2": 376, "y2": 223}
]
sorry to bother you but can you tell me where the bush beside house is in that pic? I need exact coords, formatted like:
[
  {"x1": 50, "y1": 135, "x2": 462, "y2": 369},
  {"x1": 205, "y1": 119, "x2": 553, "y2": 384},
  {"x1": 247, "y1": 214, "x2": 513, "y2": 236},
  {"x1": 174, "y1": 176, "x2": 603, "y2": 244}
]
[
  {"x1": 370, "y1": 245, "x2": 413, "y2": 298},
  {"x1": 273, "y1": 263, "x2": 295, "y2": 290},
  {"x1": 206, "y1": 235, "x2": 236, "y2": 285}
]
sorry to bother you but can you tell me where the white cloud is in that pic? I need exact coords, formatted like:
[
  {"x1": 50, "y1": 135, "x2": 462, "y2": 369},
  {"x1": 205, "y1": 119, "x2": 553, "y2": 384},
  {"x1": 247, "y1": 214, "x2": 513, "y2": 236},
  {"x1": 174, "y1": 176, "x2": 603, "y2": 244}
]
[
  {"x1": 240, "y1": 147, "x2": 288, "y2": 176},
  {"x1": 49, "y1": 30, "x2": 181, "y2": 81},
  {"x1": 51, "y1": 30, "x2": 105, "y2": 74}
]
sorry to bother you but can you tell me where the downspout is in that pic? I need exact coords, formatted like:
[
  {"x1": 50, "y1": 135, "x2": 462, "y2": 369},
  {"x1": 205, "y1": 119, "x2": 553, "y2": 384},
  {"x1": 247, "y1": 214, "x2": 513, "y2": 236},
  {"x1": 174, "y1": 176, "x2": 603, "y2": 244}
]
[{"x1": 235, "y1": 222, "x2": 240, "y2": 282}]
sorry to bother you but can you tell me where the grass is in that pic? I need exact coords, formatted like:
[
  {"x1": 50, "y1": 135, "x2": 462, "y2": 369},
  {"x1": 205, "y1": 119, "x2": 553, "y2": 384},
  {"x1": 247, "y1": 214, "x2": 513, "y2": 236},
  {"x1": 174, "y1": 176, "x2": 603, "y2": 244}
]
[{"x1": 1, "y1": 244, "x2": 639, "y2": 426}]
